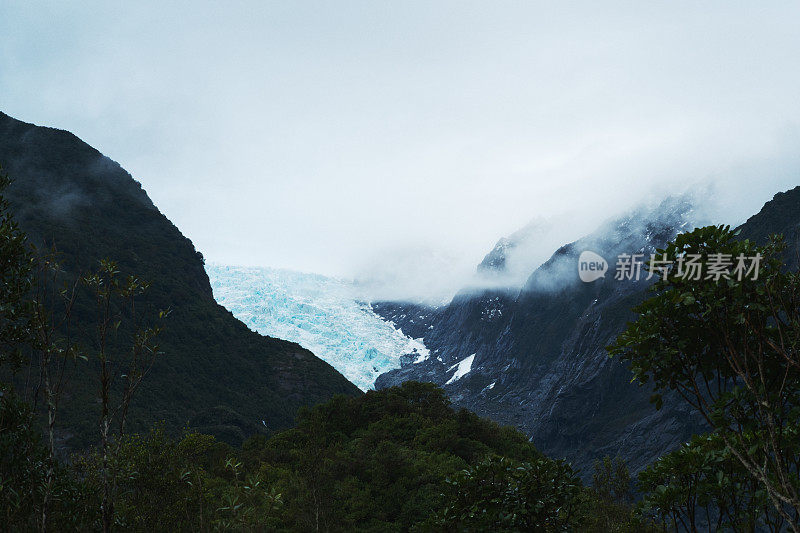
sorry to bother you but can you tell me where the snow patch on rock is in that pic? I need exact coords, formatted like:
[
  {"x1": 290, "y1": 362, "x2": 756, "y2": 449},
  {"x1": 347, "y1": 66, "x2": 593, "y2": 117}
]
[{"x1": 446, "y1": 354, "x2": 476, "y2": 385}]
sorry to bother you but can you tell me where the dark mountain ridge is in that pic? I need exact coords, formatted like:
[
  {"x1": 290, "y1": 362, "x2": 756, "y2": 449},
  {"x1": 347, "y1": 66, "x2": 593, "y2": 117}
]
[
  {"x1": 0, "y1": 111, "x2": 360, "y2": 447},
  {"x1": 737, "y1": 185, "x2": 800, "y2": 267},
  {"x1": 375, "y1": 191, "x2": 800, "y2": 476}
]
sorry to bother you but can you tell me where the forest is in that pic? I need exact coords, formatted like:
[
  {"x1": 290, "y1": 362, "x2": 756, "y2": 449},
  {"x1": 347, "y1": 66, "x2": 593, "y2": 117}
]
[{"x1": 1, "y1": 163, "x2": 799, "y2": 531}]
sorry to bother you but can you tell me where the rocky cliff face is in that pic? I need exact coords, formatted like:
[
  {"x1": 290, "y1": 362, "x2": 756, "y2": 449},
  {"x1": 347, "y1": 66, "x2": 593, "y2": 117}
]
[
  {"x1": 374, "y1": 196, "x2": 725, "y2": 477},
  {"x1": 377, "y1": 188, "x2": 800, "y2": 476},
  {"x1": 0, "y1": 111, "x2": 360, "y2": 447},
  {"x1": 737, "y1": 186, "x2": 800, "y2": 267}
]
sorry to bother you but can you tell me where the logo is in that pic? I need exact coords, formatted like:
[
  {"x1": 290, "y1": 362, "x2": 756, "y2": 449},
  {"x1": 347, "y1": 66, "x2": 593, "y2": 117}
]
[
  {"x1": 577, "y1": 251, "x2": 762, "y2": 283},
  {"x1": 578, "y1": 250, "x2": 608, "y2": 282}
]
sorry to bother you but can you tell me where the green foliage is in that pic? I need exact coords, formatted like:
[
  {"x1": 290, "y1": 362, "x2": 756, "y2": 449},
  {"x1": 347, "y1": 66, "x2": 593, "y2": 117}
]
[
  {"x1": 535, "y1": 455, "x2": 656, "y2": 533},
  {"x1": 0, "y1": 164, "x2": 33, "y2": 372},
  {"x1": 242, "y1": 381, "x2": 547, "y2": 532},
  {"x1": 213, "y1": 456, "x2": 283, "y2": 530},
  {"x1": 574, "y1": 456, "x2": 656, "y2": 533},
  {"x1": 71, "y1": 425, "x2": 281, "y2": 532},
  {"x1": 610, "y1": 224, "x2": 800, "y2": 528},
  {"x1": 592, "y1": 456, "x2": 632, "y2": 504},
  {"x1": 425, "y1": 455, "x2": 582, "y2": 532},
  {"x1": 0, "y1": 387, "x2": 49, "y2": 529},
  {"x1": 80, "y1": 257, "x2": 167, "y2": 439},
  {"x1": 25, "y1": 382, "x2": 588, "y2": 532},
  {"x1": 637, "y1": 432, "x2": 790, "y2": 531},
  {"x1": 0, "y1": 375, "x2": 658, "y2": 531},
  {"x1": 0, "y1": 388, "x2": 98, "y2": 531}
]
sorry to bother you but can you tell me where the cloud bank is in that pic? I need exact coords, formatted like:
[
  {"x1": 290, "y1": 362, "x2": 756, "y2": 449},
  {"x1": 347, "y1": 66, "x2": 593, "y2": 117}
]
[{"x1": 2, "y1": 2, "x2": 799, "y2": 301}]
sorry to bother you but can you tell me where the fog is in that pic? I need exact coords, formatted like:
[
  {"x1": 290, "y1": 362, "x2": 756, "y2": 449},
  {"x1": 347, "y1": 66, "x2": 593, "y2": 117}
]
[{"x1": 2, "y1": 2, "x2": 800, "y2": 301}]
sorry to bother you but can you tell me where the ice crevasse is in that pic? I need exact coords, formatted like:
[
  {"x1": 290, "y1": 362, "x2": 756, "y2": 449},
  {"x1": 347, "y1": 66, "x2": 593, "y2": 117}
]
[{"x1": 206, "y1": 265, "x2": 429, "y2": 391}]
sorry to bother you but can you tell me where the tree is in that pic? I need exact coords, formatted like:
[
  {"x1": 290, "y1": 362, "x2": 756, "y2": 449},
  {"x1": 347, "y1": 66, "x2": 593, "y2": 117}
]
[
  {"x1": 0, "y1": 166, "x2": 94, "y2": 531},
  {"x1": 28, "y1": 250, "x2": 82, "y2": 531},
  {"x1": 578, "y1": 456, "x2": 653, "y2": 533},
  {"x1": 427, "y1": 455, "x2": 582, "y2": 532},
  {"x1": 0, "y1": 164, "x2": 33, "y2": 373},
  {"x1": 592, "y1": 456, "x2": 632, "y2": 505},
  {"x1": 71, "y1": 425, "x2": 258, "y2": 531},
  {"x1": 0, "y1": 389, "x2": 48, "y2": 529},
  {"x1": 638, "y1": 432, "x2": 786, "y2": 532},
  {"x1": 610, "y1": 225, "x2": 800, "y2": 529},
  {"x1": 82, "y1": 259, "x2": 168, "y2": 532}
]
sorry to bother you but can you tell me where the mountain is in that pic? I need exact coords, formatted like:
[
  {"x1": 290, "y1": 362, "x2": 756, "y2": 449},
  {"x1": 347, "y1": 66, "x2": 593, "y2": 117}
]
[
  {"x1": 0, "y1": 111, "x2": 360, "y2": 447},
  {"x1": 373, "y1": 196, "x2": 717, "y2": 477},
  {"x1": 375, "y1": 188, "x2": 800, "y2": 476},
  {"x1": 737, "y1": 185, "x2": 800, "y2": 267},
  {"x1": 477, "y1": 218, "x2": 552, "y2": 280}
]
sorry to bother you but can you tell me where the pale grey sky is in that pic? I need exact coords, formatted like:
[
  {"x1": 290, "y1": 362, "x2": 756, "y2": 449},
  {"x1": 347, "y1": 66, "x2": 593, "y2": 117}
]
[{"x1": 2, "y1": 2, "x2": 800, "y2": 292}]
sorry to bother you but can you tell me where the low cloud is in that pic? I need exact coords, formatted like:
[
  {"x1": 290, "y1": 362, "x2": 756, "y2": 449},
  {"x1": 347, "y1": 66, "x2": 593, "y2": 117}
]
[{"x1": 1, "y1": 2, "x2": 799, "y2": 303}]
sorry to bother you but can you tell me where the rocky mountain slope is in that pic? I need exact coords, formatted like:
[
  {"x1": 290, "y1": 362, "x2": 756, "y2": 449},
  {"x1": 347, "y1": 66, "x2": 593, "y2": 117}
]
[
  {"x1": 5, "y1": 108, "x2": 796, "y2": 471},
  {"x1": 737, "y1": 185, "x2": 800, "y2": 267},
  {"x1": 0, "y1": 111, "x2": 360, "y2": 447},
  {"x1": 374, "y1": 193, "x2": 800, "y2": 477}
]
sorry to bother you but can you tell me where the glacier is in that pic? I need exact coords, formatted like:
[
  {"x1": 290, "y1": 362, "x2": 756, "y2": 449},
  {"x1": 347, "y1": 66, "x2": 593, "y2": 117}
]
[{"x1": 206, "y1": 265, "x2": 428, "y2": 391}]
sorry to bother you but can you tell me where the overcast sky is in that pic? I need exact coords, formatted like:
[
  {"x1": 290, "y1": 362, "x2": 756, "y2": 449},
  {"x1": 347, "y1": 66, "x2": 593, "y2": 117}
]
[{"x1": 2, "y1": 2, "x2": 800, "y2": 293}]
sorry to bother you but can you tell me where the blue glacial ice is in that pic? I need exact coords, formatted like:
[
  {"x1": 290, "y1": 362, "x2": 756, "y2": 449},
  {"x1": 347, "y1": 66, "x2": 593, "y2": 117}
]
[{"x1": 206, "y1": 265, "x2": 429, "y2": 391}]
